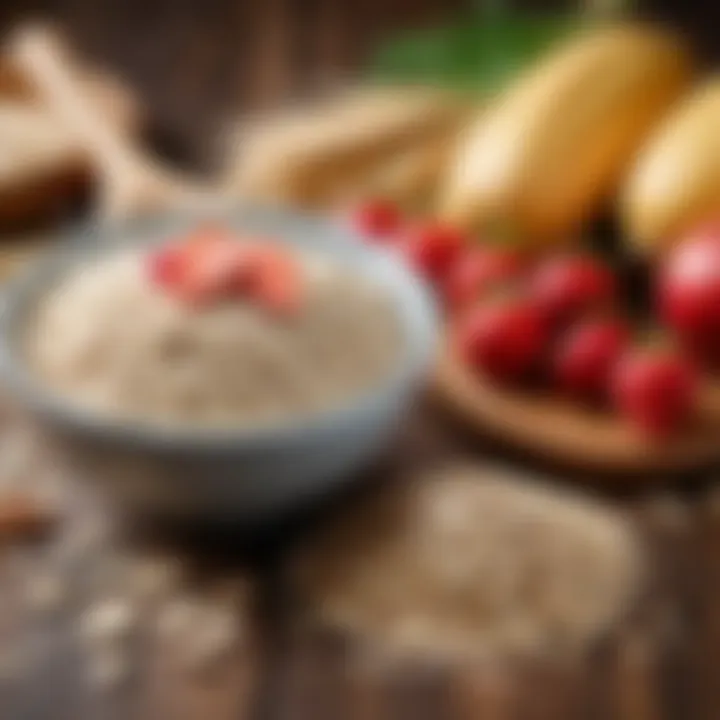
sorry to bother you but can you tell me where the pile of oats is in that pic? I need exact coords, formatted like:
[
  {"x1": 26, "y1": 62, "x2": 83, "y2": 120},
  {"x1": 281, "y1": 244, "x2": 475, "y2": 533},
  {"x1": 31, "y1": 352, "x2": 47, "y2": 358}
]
[{"x1": 292, "y1": 465, "x2": 643, "y2": 663}]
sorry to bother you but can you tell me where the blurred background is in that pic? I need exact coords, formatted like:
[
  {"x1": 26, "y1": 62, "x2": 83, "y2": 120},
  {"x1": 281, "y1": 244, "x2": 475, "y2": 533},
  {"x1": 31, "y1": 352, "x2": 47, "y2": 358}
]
[
  {"x1": 0, "y1": 2, "x2": 718, "y2": 719},
  {"x1": 0, "y1": 0, "x2": 712, "y2": 169}
]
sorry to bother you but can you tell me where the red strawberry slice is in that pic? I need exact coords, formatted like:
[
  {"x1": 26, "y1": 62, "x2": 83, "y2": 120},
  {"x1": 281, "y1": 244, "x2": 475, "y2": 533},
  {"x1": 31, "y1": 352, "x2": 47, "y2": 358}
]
[
  {"x1": 147, "y1": 225, "x2": 304, "y2": 314},
  {"x1": 248, "y1": 245, "x2": 303, "y2": 316},
  {"x1": 147, "y1": 244, "x2": 185, "y2": 288},
  {"x1": 174, "y1": 243, "x2": 247, "y2": 305},
  {"x1": 153, "y1": 226, "x2": 255, "y2": 305}
]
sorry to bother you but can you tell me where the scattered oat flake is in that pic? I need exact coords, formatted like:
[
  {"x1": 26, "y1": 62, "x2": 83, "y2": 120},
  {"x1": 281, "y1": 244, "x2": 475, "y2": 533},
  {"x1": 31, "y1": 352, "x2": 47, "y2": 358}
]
[
  {"x1": 157, "y1": 597, "x2": 198, "y2": 638},
  {"x1": 0, "y1": 646, "x2": 29, "y2": 681},
  {"x1": 157, "y1": 595, "x2": 241, "y2": 672},
  {"x1": 86, "y1": 648, "x2": 127, "y2": 690},
  {"x1": 180, "y1": 605, "x2": 239, "y2": 671},
  {"x1": 130, "y1": 555, "x2": 183, "y2": 600},
  {"x1": 0, "y1": 426, "x2": 38, "y2": 486},
  {"x1": 27, "y1": 572, "x2": 65, "y2": 613},
  {"x1": 80, "y1": 598, "x2": 135, "y2": 644}
]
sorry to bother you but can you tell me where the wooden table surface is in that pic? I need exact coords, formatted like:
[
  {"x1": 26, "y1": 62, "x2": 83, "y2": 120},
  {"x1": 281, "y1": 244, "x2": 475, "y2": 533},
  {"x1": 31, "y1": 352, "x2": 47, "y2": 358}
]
[
  {"x1": 0, "y1": 234, "x2": 717, "y2": 720},
  {"x1": 0, "y1": 396, "x2": 718, "y2": 720}
]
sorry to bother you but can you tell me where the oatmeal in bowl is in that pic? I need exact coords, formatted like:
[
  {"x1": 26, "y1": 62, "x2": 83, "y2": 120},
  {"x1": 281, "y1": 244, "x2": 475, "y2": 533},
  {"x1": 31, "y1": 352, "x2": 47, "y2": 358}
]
[
  {"x1": 26, "y1": 225, "x2": 404, "y2": 430},
  {"x1": 0, "y1": 209, "x2": 438, "y2": 516}
]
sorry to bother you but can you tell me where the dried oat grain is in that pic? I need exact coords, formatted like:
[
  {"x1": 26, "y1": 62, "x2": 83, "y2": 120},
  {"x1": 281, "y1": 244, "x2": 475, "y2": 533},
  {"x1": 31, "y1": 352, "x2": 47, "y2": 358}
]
[{"x1": 292, "y1": 465, "x2": 643, "y2": 664}]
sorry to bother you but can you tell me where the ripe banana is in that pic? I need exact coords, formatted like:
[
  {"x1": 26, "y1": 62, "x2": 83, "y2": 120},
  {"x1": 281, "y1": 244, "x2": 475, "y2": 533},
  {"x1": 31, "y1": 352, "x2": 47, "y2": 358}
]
[
  {"x1": 439, "y1": 24, "x2": 693, "y2": 248},
  {"x1": 623, "y1": 77, "x2": 720, "y2": 254}
]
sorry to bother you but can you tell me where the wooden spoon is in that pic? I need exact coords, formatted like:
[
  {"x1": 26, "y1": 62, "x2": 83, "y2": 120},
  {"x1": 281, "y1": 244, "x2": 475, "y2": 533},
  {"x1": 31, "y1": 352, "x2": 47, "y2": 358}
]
[
  {"x1": 0, "y1": 33, "x2": 140, "y2": 136},
  {"x1": 9, "y1": 25, "x2": 228, "y2": 220}
]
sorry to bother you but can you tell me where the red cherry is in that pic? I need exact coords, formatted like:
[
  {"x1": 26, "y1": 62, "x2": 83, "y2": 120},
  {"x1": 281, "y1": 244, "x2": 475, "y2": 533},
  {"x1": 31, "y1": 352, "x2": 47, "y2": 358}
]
[
  {"x1": 444, "y1": 247, "x2": 525, "y2": 313},
  {"x1": 658, "y1": 225, "x2": 720, "y2": 368},
  {"x1": 403, "y1": 222, "x2": 465, "y2": 283},
  {"x1": 611, "y1": 346, "x2": 697, "y2": 439},
  {"x1": 455, "y1": 295, "x2": 549, "y2": 386},
  {"x1": 352, "y1": 199, "x2": 401, "y2": 239},
  {"x1": 553, "y1": 318, "x2": 630, "y2": 404},
  {"x1": 530, "y1": 255, "x2": 616, "y2": 330}
]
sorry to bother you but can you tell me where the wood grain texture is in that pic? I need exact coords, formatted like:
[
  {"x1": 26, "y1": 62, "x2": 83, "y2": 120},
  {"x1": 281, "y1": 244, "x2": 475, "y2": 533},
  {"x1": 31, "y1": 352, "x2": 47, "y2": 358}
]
[
  {"x1": 0, "y1": 405, "x2": 261, "y2": 719},
  {"x1": 275, "y1": 488, "x2": 720, "y2": 720},
  {"x1": 0, "y1": 386, "x2": 717, "y2": 719}
]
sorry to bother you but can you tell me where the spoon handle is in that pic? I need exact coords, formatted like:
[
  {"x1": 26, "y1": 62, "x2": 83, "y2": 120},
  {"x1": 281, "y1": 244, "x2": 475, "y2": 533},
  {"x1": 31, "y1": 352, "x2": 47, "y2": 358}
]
[{"x1": 10, "y1": 25, "x2": 212, "y2": 220}]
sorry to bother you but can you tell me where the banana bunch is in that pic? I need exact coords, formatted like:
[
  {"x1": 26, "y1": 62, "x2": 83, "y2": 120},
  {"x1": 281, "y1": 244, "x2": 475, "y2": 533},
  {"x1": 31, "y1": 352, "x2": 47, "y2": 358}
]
[{"x1": 438, "y1": 23, "x2": 693, "y2": 249}]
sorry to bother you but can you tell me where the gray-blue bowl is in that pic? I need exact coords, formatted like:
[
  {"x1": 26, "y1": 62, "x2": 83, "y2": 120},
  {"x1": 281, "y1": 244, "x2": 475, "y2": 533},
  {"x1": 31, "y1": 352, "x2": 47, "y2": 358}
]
[{"x1": 0, "y1": 207, "x2": 439, "y2": 519}]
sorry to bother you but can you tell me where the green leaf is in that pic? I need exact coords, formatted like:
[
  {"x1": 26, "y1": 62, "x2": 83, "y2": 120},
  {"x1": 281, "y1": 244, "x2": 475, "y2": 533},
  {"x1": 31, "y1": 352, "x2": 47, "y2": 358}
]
[{"x1": 366, "y1": 12, "x2": 581, "y2": 94}]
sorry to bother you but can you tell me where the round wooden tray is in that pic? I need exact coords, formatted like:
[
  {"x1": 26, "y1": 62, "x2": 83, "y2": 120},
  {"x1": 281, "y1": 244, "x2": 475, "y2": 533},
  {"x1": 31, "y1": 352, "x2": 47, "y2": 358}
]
[{"x1": 434, "y1": 344, "x2": 720, "y2": 476}]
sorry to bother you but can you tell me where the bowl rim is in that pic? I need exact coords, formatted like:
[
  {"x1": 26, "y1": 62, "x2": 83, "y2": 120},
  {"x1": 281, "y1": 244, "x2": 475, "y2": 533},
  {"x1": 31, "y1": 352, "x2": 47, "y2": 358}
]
[{"x1": 0, "y1": 205, "x2": 439, "y2": 452}]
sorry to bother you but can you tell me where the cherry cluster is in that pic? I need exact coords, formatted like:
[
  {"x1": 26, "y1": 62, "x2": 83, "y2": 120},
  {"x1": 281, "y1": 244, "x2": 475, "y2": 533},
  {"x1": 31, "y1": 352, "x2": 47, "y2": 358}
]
[{"x1": 353, "y1": 200, "x2": 720, "y2": 441}]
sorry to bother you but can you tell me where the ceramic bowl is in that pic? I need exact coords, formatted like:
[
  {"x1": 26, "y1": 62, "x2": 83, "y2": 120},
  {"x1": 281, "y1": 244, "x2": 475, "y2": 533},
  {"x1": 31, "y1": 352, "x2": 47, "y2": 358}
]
[{"x1": 0, "y1": 206, "x2": 439, "y2": 519}]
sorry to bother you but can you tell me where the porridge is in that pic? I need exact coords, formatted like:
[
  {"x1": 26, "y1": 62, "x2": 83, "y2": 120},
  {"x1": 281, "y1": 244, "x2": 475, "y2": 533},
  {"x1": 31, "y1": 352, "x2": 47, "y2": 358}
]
[{"x1": 25, "y1": 227, "x2": 403, "y2": 428}]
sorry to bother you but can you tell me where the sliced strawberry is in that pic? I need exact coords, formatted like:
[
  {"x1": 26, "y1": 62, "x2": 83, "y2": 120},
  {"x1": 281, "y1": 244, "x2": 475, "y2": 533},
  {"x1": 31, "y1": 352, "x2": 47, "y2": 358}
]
[
  {"x1": 248, "y1": 245, "x2": 303, "y2": 316},
  {"x1": 147, "y1": 225, "x2": 304, "y2": 314},
  {"x1": 146, "y1": 244, "x2": 185, "y2": 288},
  {"x1": 173, "y1": 233, "x2": 253, "y2": 305}
]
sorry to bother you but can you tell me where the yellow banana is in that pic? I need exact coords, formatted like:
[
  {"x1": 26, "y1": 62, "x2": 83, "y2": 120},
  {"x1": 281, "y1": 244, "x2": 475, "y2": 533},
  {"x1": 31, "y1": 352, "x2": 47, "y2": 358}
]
[
  {"x1": 623, "y1": 77, "x2": 720, "y2": 254},
  {"x1": 439, "y1": 24, "x2": 693, "y2": 248}
]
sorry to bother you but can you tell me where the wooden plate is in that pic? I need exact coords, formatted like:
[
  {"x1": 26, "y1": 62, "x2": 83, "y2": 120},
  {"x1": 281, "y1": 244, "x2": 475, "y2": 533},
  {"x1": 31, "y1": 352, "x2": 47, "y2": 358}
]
[{"x1": 434, "y1": 345, "x2": 720, "y2": 476}]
